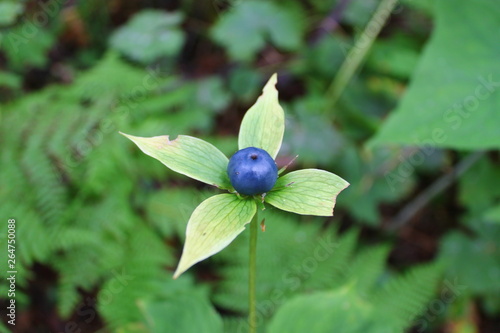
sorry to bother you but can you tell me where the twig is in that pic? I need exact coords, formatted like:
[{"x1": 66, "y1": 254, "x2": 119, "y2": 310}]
[
  {"x1": 387, "y1": 151, "x2": 486, "y2": 231},
  {"x1": 325, "y1": 0, "x2": 399, "y2": 113}
]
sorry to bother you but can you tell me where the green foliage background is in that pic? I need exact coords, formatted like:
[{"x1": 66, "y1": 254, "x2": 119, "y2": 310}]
[{"x1": 0, "y1": 0, "x2": 499, "y2": 332}]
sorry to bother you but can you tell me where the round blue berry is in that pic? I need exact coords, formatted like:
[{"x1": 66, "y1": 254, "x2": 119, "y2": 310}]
[{"x1": 227, "y1": 147, "x2": 278, "y2": 196}]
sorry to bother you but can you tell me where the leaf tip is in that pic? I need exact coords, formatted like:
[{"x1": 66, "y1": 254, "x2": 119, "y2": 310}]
[
  {"x1": 263, "y1": 73, "x2": 278, "y2": 92},
  {"x1": 328, "y1": 179, "x2": 350, "y2": 216},
  {"x1": 173, "y1": 258, "x2": 189, "y2": 279},
  {"x1": 270, "y1": 72, "x2": 278, "y2": 82},
  {"x1": 118, "y1": 131, "x2": 138, "y2": 143}
]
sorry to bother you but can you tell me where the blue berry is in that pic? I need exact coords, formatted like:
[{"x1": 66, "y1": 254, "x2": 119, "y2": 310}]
[{"x1": 227, "y1": 147, "x2": 278, "y2": 196}]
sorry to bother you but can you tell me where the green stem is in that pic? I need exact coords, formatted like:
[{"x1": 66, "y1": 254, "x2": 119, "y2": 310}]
[
  {"x1": 325, "y1": 0, "x2": 399, "y2": 112},
  {"x1": 248, "y1": 210, "x2": 258, "y2": 333}
]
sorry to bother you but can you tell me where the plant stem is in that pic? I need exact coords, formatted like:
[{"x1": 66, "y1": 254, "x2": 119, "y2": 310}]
[
  {"x1": 248, "y1": 210, "x2": 258, "y2": 333},
  {"x1": 387, "y1": 151, "x2": 485, "y2": 231},
  {"x1": 325, "y1": 0, "x2": 398, "y2": 112}
]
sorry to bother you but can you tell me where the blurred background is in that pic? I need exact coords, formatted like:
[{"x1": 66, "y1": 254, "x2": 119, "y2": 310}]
[{"x1": 0, "y1": 0, "x2": 499, "y2": 332}]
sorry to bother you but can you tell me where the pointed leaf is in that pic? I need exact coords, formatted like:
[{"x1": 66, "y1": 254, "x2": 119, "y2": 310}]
[
  {"x1": 174, "y1": 194, "x2": 256, "y2": 278},
  {"x1": 266, "y1": 169, "x2": 349, "y2": 216},
  {"x1": 370, "y1": 0, "x2": 500, "y2": 149},
  {"x1": 120, "y1": 132, "x2": 231, "y2": 189},
  {"x1": 238, "y1": 74, "x2": 285, "y2": 159}
]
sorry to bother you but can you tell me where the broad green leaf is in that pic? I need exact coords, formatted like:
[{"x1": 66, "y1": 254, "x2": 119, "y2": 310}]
[
  {"x1": 138, "y1": 290, "x2": 223, "y2": 333},
  {"x1": 370, "y1": 0, "x2": 500, "y2": 149},
  {"x1": 120, "y1": 133, "x2": 231, "y2": 189},
  {"x1": 266, "y1": 169, "x2": 349, "y2": 216},
  {"x1": 238, "y1": 74, "x2": 285, "y2": 159},
  {"x1": 110, "y1": 10, "x2": 185, "y2": 64},
  {"x1": 211, "y1": 1, "x2": 305, "y2": 61},
  {"x1": 267, "y1": 285, "x2": 372, "y2": 333},
  {"x1": 173, "y1": 194, "x2": 256, "y2": 278}
]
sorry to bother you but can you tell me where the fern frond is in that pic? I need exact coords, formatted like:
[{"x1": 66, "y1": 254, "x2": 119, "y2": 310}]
[
  {"x1": 98, "y1": 224, "x2": 174, "y2": 329},
  {"x1": 213, "y1": 210, "x2": 359, "y2": 318},
  {"x1": 371, "y1": 262, "x2": 443, "y2": 331},
  {"x1": 343, "y1": 244, "x2": 391, "y2": 295}
]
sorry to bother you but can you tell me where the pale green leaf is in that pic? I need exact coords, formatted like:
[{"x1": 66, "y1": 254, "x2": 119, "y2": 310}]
[
  {"x1": 238, "y1": 74, "x2": 285, "y2": 159},
  {"x1": 266, "y1": 169, "x2": 349, "y2": 216},
  {"x1": 120, "y1": 132, "x2": 231, "y2": 189},
  {"x1": 173, "y1": 194, "x2": 256, "y2": 278},
  {"x1": 370, "y1": 0, "x2": 500, "y2": 149}
]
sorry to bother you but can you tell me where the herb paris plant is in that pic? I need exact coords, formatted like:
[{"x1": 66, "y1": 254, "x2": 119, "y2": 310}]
[{"x1": 120, "y1": 74, "x2": 349, "y2": 279}]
